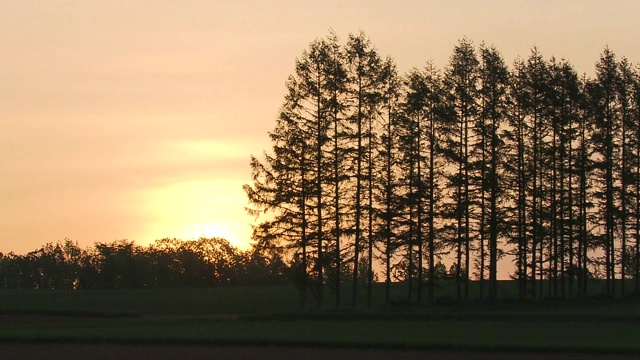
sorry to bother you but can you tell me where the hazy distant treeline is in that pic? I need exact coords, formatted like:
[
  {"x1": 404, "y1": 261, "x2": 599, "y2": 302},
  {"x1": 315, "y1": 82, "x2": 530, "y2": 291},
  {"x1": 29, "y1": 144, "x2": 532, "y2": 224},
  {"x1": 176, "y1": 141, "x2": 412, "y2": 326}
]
[
  {"x1": 245, "y1": 31, "x2": 640, "y2": 309},
  {"x1": 0, "y1": 238, "x2": 287, "y2": 289}
]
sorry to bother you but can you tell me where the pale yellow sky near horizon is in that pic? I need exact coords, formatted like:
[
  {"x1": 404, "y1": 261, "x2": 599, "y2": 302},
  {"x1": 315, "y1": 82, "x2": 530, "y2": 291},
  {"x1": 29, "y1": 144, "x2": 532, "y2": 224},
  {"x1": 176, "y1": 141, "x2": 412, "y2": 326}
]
[{"x1": 2, "y1": 1, "x2": 639, "y2": 278}]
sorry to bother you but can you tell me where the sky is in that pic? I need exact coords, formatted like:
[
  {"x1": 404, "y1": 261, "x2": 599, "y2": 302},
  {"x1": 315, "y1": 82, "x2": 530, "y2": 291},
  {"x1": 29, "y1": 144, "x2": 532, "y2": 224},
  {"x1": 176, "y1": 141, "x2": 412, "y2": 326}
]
[{"x1": 2, "y1": 0, "x2": 640, "y2": 261}]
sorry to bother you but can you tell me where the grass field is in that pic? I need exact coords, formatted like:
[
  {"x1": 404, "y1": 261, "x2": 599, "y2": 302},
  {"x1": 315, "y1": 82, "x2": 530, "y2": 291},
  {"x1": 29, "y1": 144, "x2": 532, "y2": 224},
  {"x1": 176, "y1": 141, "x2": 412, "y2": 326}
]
[
  {"x1": 1, "y1": 282, "x2": 640, "y2": 354},
  {"x1": 0, "y1": 279, "x2": 627, "y2": 316},
  {"x1": 0, "y1": 286, "x2": 300, "y2": 316},
  {"x1": 3, "y1": 317, "x2": 640, "y2": 354}
]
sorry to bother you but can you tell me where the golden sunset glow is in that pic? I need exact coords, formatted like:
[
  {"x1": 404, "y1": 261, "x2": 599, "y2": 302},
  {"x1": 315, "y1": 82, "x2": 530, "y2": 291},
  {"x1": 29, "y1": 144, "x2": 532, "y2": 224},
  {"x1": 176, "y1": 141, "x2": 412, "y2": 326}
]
[
  {"x1": 2, "y1": 0, "x2": 639, "y2": 257},
  {"x1": 144, "y1": 178, "x2": 251, "y2": 248}
]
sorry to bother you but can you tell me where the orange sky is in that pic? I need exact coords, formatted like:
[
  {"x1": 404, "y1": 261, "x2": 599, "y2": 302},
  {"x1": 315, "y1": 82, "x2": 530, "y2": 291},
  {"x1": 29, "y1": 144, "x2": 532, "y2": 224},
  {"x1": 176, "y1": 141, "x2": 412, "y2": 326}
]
[{"x1": 2, "y1": 0, "x2": 639, "y2": 266}]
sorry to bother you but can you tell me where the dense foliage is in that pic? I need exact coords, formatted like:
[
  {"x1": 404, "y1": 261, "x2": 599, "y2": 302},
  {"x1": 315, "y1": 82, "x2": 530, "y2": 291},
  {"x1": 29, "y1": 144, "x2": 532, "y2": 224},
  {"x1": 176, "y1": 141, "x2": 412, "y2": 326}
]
[
  {"x1": 0, "y1": 238, "x2": 287, "y2": 289},
  {"x1": 245, "y1": 31, "x2": 640, "y2": 308}
]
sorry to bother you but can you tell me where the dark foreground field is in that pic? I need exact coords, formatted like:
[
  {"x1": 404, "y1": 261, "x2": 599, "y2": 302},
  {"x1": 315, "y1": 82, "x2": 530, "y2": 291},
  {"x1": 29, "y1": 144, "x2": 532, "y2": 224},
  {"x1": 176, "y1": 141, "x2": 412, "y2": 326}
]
[
  {"x1": 1, "y1": 344, "x2": 637, "y2": 360},
  {"x1": 1, "y1": 283, "x2": 640, "y2": 357}
]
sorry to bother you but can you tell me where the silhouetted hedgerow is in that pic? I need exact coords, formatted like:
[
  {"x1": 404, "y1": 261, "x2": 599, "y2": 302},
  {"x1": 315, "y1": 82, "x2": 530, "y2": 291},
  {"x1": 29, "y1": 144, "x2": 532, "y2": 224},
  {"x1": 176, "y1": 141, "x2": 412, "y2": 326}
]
[{"x1": 0, "y1": 238, "x2": 287, "y2": 289}]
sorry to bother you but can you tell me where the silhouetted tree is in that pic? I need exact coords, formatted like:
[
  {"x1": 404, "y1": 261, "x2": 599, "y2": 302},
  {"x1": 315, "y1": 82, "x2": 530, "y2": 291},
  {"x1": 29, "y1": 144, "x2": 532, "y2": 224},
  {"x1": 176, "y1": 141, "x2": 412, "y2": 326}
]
[
  {"x1": 589, "y1": 48, "x2": 620, "y2": 297},
  {"x1": 344, "y1": 32, "x2": 385, "y2": 308},
  {"x1": 376, "y1": 57, "x2": 403, "y2": 304},
  {"x1": 443, "y1": 38, "x2": 479, "y2": 301},
  {"x1": 242, "y1": 31, "x2": 640, "y2": 306},
  {"x1": 477, "y1": 44, "x2": 510, "y2": 301}
]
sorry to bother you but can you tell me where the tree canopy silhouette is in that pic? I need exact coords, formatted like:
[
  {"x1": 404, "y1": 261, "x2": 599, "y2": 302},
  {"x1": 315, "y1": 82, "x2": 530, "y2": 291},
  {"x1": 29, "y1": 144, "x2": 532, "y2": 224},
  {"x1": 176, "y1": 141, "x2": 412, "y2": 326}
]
[{"x1": 245, "y1": 31, "x2": 640, "y2": 309}]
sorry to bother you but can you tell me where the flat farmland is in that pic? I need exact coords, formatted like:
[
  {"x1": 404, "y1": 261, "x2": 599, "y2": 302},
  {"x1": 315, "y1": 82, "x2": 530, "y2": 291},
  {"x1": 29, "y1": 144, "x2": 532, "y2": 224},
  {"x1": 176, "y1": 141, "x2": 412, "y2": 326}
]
[{"x1": 1, "y1": 284, "x2": 640, "y2": 356}]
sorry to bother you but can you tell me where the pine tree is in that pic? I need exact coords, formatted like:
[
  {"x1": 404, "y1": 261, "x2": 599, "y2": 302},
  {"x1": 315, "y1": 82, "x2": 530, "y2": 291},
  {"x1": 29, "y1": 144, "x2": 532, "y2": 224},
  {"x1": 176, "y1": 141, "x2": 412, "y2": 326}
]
[
  {"x1": 344, "y1": 32, "x2": 384, "y2": 308},
  {"x1": 323, "y1": 32, "x2": 349, "y2": 309},
  {"x1": 403, "y1": 68, "x2": 427, "y2": 303},
  {"x1": 248, "y1": 32, "x2": 640, "y2": 307},
  {"x1": 376, "y1": 57, "x2": 403, "y2": 304},
  {"x1": 477, "y1": 44, "x2": 510, "y2": 301},
  {"x1": 244, "y1": 85, "x2": 314, "y2": 308},
  {"x1": 590, "y1": 48, "x2": 620, "y2": 297},
  {"x1": 443, "y1": 38, "x2": 479, "y2": 301},
  {"x1": 525, "y1": 48, "x2": 553, "y2": 299},
  {"x1": 400, "y1": 63, "x2": 448, "y2": 304},
  {"x1": 246, "y1": 35, "x2": 342, "y2": 309},
  {"x1": 506, "y1": 58, "x2": 531, "y2": 300},
  {"x1": 548, "y1": 59, "x2": 582, "y2": 298},
  {"x1": 633, "y1": 64, "x2": 640, "y2": 293},
  {"x1": 576, "y1": 73, "x2": 594, "y2": 297},
  {"x1": 422, "y1": 62, "x2": 450, "y2": 304},
  {"x1": 616, "y1": 58, "x2": 636, "y2": 296}
]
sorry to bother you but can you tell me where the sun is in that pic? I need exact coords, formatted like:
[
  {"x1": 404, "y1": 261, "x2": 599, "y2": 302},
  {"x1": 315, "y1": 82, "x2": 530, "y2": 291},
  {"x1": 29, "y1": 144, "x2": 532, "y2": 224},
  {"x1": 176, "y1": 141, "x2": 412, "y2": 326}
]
[
  {"x1": 141, "y1": 178, "x2": 254, "y2": 250},
  {"x1": 187, "y1": 223, "x2": 236, "y2": 241},
  {"x1": 181, "y1": 221, "x2": 254, "y2": 250}
]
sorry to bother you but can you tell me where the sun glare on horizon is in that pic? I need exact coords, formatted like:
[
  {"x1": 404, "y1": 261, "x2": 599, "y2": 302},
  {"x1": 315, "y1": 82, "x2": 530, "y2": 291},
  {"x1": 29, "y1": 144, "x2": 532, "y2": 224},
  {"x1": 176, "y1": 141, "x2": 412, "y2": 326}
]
[
  {"x1": 186, "y1": 223, "x2": 239, "y2": 242},
  {"x1": 143, "y1": 178, "x2": 253, "y2": 250}
]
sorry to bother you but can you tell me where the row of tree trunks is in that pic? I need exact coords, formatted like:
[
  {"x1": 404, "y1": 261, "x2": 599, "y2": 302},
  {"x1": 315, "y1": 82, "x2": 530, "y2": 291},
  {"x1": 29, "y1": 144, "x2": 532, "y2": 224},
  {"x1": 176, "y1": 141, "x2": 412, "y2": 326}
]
[{"x1": 245, "y1": 32, "x2": 640, "y2": 310}]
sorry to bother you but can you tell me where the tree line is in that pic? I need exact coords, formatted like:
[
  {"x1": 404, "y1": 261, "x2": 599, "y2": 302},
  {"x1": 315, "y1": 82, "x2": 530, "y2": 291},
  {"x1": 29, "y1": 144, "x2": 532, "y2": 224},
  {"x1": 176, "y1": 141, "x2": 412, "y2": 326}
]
[
  {"x1": 244, "y1": 31, "x2": 640, "y2": 309},
  {"x1": 0, "y1": 238, "x2": 286, "y2": 289}
]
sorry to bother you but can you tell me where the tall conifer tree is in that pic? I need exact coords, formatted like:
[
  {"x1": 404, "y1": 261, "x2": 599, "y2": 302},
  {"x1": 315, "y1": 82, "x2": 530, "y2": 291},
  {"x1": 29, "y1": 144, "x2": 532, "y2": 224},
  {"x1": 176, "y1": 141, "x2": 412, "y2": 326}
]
[
  {"x1": 444, "y1": 38, "x2": 479, "y2": 301},
  {"x1": 477, "y1": 44, "x2": 510, "y2": 301},
  {"x1": 344, "y1": 32, "x2": 384, "y2": 308}
]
